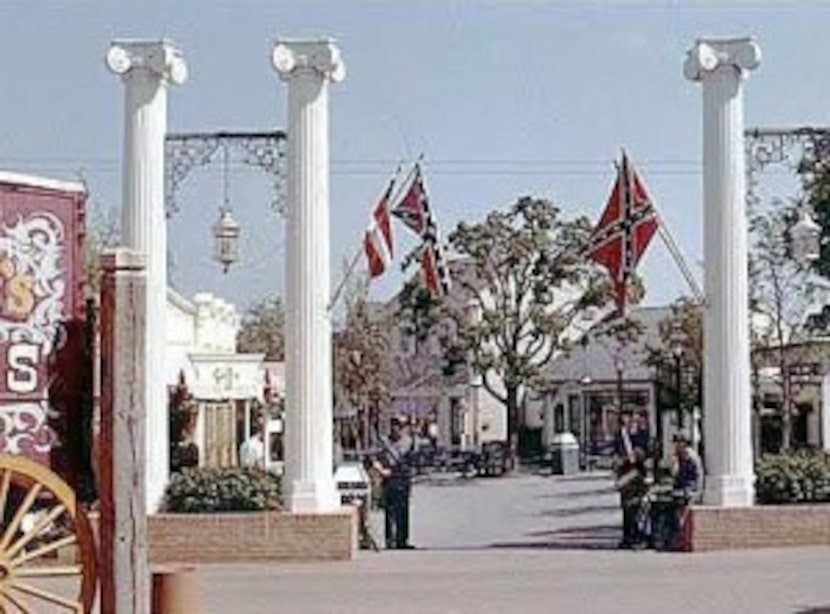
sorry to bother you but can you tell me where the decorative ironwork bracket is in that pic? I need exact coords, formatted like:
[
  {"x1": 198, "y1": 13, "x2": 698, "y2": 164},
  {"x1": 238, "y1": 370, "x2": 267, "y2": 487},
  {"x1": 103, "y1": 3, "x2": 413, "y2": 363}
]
[
  {"x1": 745, "y1": 126, "x2": 830, "y2": 209},
  {"x1": 165, "y1": 130, "x2": 287, "y2": 217},
  {"x1": 746, "y1": 127, "x2": 830, "y2": 340}
]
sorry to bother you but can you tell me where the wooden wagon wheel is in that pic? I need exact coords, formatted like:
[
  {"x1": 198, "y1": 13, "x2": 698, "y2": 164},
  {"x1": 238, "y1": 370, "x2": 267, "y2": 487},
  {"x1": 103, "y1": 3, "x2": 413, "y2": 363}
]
[{"x1": 0, "y1": 454, "x2": 97, "y2": 613}]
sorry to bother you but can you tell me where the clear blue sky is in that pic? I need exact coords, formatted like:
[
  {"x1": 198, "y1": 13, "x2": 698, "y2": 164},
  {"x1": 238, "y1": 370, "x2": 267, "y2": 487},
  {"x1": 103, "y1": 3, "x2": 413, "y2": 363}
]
[{"x1": 1, "y1": 1, "x2": 829, "y2": 313}]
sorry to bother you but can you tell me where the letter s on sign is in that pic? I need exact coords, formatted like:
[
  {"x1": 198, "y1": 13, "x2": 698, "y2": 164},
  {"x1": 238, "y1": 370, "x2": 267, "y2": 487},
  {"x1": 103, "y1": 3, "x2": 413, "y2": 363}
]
[{"x1": 7, "y1": 343, "x2": 39, "y2": 394}]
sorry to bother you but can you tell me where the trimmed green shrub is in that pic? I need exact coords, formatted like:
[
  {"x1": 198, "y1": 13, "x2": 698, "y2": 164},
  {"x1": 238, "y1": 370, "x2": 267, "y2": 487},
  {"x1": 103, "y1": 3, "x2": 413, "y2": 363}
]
[
  {"x1": 164, "y1": 467, "x2": 282, "y2": 513},
  {"x1": 755, "y1": 450, "x2": 830, "y2": 504}
]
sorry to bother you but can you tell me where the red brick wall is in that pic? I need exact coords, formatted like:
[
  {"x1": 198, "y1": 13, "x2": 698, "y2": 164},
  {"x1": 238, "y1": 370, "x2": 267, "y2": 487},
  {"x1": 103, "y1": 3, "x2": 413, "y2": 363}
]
[
  {"x1": 147, "y1": 509, "x2": 358, "y2": 564},
  {"x1": 688, "y1": 505, "x2": 830, "y2": 552}
]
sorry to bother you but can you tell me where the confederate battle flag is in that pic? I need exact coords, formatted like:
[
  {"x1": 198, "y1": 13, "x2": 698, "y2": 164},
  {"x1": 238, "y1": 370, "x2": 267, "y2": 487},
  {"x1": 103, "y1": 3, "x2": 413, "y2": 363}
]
[
  {"x1": 389, "y1": 162, "x2": 452, "y2": 296},
  {"x1": 391, "y1": 164, "x2": 429, "y2": 237},
  {"x1": 588, "y1": 151, "x2": 659, "y2": 313}
]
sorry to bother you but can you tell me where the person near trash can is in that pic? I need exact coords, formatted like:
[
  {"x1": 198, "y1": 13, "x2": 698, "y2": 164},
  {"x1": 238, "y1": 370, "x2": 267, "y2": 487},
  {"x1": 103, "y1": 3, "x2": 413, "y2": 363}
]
[
  {"x1": 614, "y1": 411, "x2": 649, "y2": 549},
  {"x1": 667, "y1": 435, "x2": 704, "y2": 548},
  {"x1": 373, "y1": 418, "x2": 416, "y2": 549}
]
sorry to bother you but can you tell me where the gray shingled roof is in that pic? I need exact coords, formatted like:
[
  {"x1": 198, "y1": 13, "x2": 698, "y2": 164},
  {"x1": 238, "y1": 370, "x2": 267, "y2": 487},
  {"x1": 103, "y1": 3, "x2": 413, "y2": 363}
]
[{"x1": 543, "y1": 306, "x2": 674, "y2": 385}]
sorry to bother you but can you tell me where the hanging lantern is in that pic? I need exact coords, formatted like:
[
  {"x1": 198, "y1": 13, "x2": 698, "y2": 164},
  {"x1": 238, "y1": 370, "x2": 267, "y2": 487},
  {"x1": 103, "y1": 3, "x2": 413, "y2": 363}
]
[
  {"x1": 791, "y1": 206, "x2": 822, "y2": 266},
  {"x1": 213, "y1": 208, "x2": 241, "y2": 273},
  {"x1": 670, "y1": 322, "x2": 686, "y2": 360}
]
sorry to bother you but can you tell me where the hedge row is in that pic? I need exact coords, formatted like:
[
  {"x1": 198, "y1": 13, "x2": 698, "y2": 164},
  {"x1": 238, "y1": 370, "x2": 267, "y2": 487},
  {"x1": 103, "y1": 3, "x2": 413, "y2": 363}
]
[
  {"x1": 756, "y1": 450, "x2": 830, "y2": 505},
  {"x1": 164, "y1": 467, "x2": 282, "y2": 513}
]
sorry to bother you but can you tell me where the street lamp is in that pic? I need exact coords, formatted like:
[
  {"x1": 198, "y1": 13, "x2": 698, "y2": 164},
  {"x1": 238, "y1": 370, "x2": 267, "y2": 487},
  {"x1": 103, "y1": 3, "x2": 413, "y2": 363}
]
[
  {"x1": 652, "y1": 365, "x2": 665, "y2": 480},
  {"x1": 614, "y1": 356, "x2": 625, "y2": 414},
  {"x1": 670, "y1": 324, "x2": 685, "y2": 431},
  {"x1": 165, "y1": 130, "x2": 286, "y2": 273},
  {"x1": 791, "y1": 205, "x2": 822, "y2": 266},
  {"x1": 213, "y1": 208, "x2": 241, "y2": 273}
]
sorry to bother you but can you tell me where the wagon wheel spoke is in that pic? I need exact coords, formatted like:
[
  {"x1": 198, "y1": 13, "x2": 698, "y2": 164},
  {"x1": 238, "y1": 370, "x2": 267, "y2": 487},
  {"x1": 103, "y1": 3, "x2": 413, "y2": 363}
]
[
  {"x1": 0, "y1": 469, "x2": 12, "y2": 525},
  {"x1": 15, "y1": 564, "x2": 83, "y2": 578},
  {"x1": 3, "y1": 590, "x2": 34, "y2": 614},
  {"x1": 10, "y1": 581, "x2": 81, "y2": 611},
  {"x1": 5, "y1": 504, "x2": 67, "y2": 561},
  {"x1": 10, "y1": 534, "x2": 77, "y2": 568},
  {"x1": 0, "y1": 455, "x2": 96, "y2": 613},
  {"x1": 0, "y1": 484, "x2": 42, "y2": 551}
]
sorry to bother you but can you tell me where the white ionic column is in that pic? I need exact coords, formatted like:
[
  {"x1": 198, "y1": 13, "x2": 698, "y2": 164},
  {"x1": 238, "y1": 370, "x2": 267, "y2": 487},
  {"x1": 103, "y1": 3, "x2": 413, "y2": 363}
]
[
  {"x1": 821, "y1": 370, "x2": 830, "y2": 451},
  {"x1": 107, "y1": 40, "x2": 187, "y2": 513},
  {"x1": 272, "y1": 39, "x2": 345, "y2": 513},
  {"x1": 684, "y1": 37, "x2": 761, "y2": 506}
]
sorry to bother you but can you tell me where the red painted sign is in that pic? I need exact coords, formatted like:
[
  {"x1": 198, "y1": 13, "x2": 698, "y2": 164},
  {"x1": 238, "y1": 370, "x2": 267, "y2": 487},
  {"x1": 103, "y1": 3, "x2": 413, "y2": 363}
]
[{"x1": 0, "y1": 173, "x2": 86, "y2": 471}]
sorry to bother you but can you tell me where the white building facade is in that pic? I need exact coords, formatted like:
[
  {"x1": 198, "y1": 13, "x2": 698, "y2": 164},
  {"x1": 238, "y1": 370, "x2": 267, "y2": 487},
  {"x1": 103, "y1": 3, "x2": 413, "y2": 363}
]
[{"x1": 165, "y1": 289, "x2": 269, "y2": 469}]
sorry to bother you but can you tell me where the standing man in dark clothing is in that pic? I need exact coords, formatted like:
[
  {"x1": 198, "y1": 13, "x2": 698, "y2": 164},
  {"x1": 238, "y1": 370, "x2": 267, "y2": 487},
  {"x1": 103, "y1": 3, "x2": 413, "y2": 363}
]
[
  {"x1": 632, "y1": 411, "x2": 651, "y2": 453},
  {"x1": 667, "y1": 435, "x2": 704, "y2": 548},
  {"x1": 374, "y1": 418, "x2": 416, "y2": 549},
  {"x1": 614, "y1": 412, "x2": 650, "y2": 548}
]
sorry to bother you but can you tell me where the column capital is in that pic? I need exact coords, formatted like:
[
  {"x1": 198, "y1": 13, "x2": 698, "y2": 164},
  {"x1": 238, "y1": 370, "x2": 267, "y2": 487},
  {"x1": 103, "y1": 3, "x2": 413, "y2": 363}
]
[
  {"x1": 106, "y1": 39, "x2": 188, "y2": 86},
  {"x1": 271, "y1": 39, "x2": 345, "y2": 83},
  {"x1": 684, "y1": 37, "x2": 761, "y2": 82}
]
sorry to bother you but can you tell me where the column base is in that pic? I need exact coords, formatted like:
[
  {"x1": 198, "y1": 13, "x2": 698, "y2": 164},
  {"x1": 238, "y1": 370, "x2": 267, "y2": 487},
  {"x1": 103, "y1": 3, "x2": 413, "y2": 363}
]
[
  {"x1": 703, "y1": 473, "x2": 755, "y2": 507},
  {"x1": 287, "y1": 478, "x2": 339, "y2": 513}
]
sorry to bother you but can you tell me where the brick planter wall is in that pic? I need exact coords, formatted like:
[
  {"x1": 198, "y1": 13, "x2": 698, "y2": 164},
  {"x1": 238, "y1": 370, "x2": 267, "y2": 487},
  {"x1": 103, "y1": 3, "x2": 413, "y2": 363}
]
[
  {"x1": 687, "y1": 505, "x2": 830, "y2": 552},
  {"x1": 147, "y1": 509, "x2": 358, "y2": 564}
]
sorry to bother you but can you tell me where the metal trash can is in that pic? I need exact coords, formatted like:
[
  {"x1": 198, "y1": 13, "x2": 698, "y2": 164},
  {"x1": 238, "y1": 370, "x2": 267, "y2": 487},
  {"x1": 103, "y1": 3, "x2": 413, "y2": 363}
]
[
  {"x1": 334, "y1": 462, "x2": 372, "y2": 507},
  {"x1": 334, "y1": 462, "x2": 379, "y2": 551},
  {"x1": 550, "y1": 432, "x2": 580, "y2": 475}
]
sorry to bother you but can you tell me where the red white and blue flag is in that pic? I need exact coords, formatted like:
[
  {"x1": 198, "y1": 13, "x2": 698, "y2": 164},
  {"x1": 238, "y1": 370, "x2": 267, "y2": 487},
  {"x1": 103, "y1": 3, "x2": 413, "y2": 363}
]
[
  {"x1": 363, "y1": 178, "x2": 396, "y2": 279},
  {"x1": 588, "y1": 151, "x2": 659, "y2": 312}
]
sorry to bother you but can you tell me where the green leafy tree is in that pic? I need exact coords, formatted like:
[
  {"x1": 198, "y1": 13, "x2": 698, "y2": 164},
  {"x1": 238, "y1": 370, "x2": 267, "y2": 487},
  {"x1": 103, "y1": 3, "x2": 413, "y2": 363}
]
[
  {"x1": 399, "y1": 196, "x2": 612, "y2": 462},
  {"x1": 644, "y1": 299, "x2": 703, "y2": 448},
  {"x1": 646, "y1": 299, "x2": 703, "y2": 375},
  {"x1": 333, "y1": 281, "x2": 393, "y2": 450},
  {"x1": 237, "y1": 296, "x2": 285, "y2": 360},
  {"x1": 749, "y1": 203, "x2": 817, "y2": 450},
  {"x1": 83, "y1": 200, "x2": 120, "y2": 297}
]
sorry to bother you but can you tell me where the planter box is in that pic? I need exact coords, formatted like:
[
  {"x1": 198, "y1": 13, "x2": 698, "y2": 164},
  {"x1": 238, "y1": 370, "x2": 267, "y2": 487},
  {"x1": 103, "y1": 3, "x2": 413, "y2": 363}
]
[
  {"x1": 687, "y1": 504, "x2": 830, "y2": 552},
  {"x1": 147, "y1": 508, "x2": 358, "y2": 564}
]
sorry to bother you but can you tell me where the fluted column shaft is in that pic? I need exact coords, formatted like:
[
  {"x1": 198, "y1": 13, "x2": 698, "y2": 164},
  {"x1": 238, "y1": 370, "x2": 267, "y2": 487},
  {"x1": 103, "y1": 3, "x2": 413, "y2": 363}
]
[
  {"x1": 107, "y1": 40, "x2": 187, "y2": 512},
  {"x1": 685, "y1": 37, "x2": 760, "y2": 506},
  {"x1": 822, "y1": 371, "x2": 830, "y2": 451},
  {"x1": 273, "y1": 40, "x2": 345, "y2": 513}
]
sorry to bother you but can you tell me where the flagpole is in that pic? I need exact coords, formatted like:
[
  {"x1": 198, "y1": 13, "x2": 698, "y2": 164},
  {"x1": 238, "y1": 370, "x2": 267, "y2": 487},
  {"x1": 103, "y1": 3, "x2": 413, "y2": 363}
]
[
  {"x1": 656, "y1": 218, "x2": 705, "y2": 303},
  {"x1": 328, "y1": 247, "x2": 365, "y2": 312},
  {"x1": 619, "y1": 150, "x2": 630, "y2": 318},
  {"x1": 388, "y1": 153, "x2": 424, "y2": 206},
  {"x1": 327, "y1": 163, "x2": 405, "y2": 313},
  {"x1": 614, "y1": 150, "x2": 704, "y2": 306}
]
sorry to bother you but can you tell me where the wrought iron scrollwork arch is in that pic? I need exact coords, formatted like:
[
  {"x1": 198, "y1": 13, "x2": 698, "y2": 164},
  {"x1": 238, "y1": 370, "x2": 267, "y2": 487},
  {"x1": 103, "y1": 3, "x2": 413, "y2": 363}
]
[
  {"x1": 165, "y1": 130, "x2": 288, "y2": 217},
  {"x1": 745, "y1": 126, "x2": 830, "y2": 210}
]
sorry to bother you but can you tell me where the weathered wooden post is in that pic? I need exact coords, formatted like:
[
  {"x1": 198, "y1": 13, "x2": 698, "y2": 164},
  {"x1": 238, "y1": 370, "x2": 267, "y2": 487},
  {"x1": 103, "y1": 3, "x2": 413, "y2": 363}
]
[{"x1": 99, "y1": 248, "x2": 151, "y2": 614}]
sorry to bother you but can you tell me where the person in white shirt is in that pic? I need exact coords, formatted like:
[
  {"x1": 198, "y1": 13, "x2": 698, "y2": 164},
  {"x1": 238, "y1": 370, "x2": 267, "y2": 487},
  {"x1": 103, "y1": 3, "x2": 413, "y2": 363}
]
[
  {"x1": 427, "y1": 414, "x2": 440, "y2": 450},
  {"x1": 239, "y1": 430, "x2": 265, "y2": 470}
]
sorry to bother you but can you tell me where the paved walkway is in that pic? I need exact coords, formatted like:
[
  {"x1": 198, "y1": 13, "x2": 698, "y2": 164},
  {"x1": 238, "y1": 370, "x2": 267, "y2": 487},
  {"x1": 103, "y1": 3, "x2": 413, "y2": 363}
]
[
  {"x1": 196, "y1": 472, "x2": 830, "y2": 614},
  {"x1": 398, "y1": 470, "x2": 621, "y2": 550}
]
